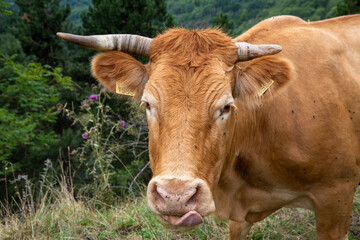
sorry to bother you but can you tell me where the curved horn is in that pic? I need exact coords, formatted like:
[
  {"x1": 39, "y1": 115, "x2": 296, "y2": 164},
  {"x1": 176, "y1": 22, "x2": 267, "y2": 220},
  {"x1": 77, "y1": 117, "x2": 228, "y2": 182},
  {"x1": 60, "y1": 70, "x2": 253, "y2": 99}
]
[
  {"x1": 56, "y1": 32, "x2": 152, "y2": 58},
  {"x1": 235, "y1": 42, "x2": 282, "y2": 61}
]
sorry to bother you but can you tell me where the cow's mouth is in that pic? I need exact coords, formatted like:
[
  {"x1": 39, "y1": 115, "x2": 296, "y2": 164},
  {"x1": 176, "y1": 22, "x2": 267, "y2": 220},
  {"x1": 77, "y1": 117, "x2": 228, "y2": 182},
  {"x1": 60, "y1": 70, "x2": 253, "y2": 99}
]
[{"x1": 161, "y1": 211, "x2": 204, "y2": 227}]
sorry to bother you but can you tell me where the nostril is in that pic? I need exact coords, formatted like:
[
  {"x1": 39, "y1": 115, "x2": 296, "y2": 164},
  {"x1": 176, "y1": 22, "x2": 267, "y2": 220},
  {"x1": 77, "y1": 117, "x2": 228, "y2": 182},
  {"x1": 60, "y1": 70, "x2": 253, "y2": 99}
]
[
  {"x1": 152, "y1": 185, "x2": 165, "y2": 204},
  {"x1": 185, "y1": 185, "x2": 201, "y2": 207},
  {"x1": 150, "y1": 181, "x2": 202, "y2": 211}
]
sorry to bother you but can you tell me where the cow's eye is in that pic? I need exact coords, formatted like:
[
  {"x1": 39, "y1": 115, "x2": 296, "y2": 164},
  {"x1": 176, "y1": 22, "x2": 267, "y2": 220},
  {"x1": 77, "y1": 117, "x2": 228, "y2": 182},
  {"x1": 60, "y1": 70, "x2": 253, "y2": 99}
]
[{"x1": 220, "y1": 105, "x2": 231, "y2": 116}]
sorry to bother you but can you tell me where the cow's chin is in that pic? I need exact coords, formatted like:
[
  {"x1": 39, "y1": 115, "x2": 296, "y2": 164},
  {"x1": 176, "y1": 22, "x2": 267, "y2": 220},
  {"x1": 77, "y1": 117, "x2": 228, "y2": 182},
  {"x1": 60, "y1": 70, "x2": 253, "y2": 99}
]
[{"x1": 155, "y1": 211, "x2": 204, "y2": 230}]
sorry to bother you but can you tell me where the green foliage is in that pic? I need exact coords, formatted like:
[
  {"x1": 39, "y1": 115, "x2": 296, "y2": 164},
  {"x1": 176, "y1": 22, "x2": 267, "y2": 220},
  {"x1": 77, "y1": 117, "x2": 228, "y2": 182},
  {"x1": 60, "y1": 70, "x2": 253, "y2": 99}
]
[
  {"x1": 62, "y1": 0, "x2": 91, "y2": 27},
  {"x1": 11, "y1": 0, "x2": 72, "y2": 66},
  {"x1": 81, "y1": 0, "x2": 175, "y2": 36},
  {"x1": 0, "y1": 55, "x2": 73, "y2": 173},
  {"x1": 0, "y1": 0, "x2": 14, "y2": 33},
  {"x1": 0, "y1": 33, "x2": 30, "y2": 63},
  {"x1": 213, "y1": 12, "x2": 234, "y2": 36},
  {"x1": 0, "y1": 0, "x2": 13, "y2": 15},
  {"x1": 167, "y1": 0, "x2": 339, "y2": 35},
  {"x1": 335, "y1": 0, "x2": 360, "y2": 16},
  {"x1": 0, "y1": 0, "x2": 177, "y2": 205}
]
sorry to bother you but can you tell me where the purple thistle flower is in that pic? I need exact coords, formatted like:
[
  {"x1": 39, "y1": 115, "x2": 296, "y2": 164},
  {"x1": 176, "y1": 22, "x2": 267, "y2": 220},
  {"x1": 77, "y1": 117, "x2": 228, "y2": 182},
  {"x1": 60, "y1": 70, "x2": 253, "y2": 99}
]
[
  {"x1": 82, "y1": 132, "x2": 89, "y2": 139},
  {"x1": 89, "y1": 94, "x2": 98, "y2": 100},
  {"x1": 90, "y1": 127, "x2": 96, "y2": 132},
  {"x1": 101, "y1": 88, "x2": 107, "y2": 93},
  {"x1": 120, "y1": 120, "x2": 126, "y2": 127}
]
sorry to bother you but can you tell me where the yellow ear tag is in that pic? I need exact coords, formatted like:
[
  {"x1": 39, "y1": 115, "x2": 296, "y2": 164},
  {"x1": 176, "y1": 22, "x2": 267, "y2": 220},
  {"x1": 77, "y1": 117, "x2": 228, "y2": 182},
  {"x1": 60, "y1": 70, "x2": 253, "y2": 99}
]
[
  {"x1": 258, "y1": 79, "x2": 274, "y2": 97},
  {"x1": 116, "y1": 81, "x2": 135, "y2": 97}
]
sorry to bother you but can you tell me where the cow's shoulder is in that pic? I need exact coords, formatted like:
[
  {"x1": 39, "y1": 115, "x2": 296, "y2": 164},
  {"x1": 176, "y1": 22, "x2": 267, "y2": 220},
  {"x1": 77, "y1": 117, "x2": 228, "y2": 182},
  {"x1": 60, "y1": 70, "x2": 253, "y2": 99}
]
[
  {"x1": 235, "y1": 16, "x2": 306, "y2": 43},
  {"x1": 255, "y1": 15, "x2": 306, "y2": 29}
]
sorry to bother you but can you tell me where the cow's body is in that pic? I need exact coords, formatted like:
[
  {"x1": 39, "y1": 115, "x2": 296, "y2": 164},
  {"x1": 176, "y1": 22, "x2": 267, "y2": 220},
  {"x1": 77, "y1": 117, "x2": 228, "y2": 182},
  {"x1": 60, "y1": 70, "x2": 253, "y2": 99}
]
[
  {"x1": 214, "y1": 15, "x2": 360, "y2": 239},
  {"x1": 59, "y1": 14, "x2": 360, "y2": 239}
]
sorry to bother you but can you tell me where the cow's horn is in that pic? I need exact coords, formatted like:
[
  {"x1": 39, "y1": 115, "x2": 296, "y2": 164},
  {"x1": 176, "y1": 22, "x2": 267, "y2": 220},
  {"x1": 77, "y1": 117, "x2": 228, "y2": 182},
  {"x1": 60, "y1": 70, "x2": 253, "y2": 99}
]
[
  {"x1": 56, "y1": 32, "x2": 152, "y2": 58},
  {"x1": 235, "y1": 42, "x2": 282, "y2": 61}
]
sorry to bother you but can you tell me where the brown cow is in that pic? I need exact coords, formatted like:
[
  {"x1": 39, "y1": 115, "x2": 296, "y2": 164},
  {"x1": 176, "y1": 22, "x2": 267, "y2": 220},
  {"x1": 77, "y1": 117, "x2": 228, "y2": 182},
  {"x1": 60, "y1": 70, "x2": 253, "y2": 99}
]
[{"x1": 58, "y1": 15, "x2": 360, "y2": 239}]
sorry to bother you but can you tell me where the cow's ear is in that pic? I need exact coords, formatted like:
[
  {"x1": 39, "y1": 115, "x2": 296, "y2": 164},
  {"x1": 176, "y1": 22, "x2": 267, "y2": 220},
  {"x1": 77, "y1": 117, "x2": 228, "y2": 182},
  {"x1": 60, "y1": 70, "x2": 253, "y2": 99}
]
[
  {"x1": 233, "y1": 56, "x2": 293, "y2": 105},
  {"x1": 91, "y1": 51, "x2": 148, "y2": 100}
]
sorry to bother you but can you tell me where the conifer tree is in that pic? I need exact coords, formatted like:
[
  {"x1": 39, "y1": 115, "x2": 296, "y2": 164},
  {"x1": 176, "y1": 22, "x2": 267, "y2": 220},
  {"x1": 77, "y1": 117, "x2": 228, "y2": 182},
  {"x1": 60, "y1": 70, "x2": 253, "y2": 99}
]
[
  {"x1": 81, "y1": 0, "x2": 174, "y2": 37},
  {"x1": 12, "y1": 0, "x2": 71, "y2": 66},
  {"x1": 336, "y1": 0, "x2": 360, "y2": 16},
  {"x1": 213, "y1": 12, "x2": 234, "y2": 36}
]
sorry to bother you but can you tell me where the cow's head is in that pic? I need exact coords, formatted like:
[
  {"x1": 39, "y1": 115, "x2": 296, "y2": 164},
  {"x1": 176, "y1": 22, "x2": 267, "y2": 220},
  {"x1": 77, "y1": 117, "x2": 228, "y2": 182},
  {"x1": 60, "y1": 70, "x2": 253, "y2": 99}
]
[{"x1": 58, "y1": 29, "x2": 291, "y2": 228}]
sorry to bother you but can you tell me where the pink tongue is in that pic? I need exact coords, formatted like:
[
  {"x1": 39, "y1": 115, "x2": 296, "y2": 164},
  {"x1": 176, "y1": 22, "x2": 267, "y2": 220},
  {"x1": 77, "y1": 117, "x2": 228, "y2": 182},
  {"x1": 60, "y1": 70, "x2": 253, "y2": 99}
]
[{"x1": 162, "y1": 211, "x2": 204, "y2": 227}]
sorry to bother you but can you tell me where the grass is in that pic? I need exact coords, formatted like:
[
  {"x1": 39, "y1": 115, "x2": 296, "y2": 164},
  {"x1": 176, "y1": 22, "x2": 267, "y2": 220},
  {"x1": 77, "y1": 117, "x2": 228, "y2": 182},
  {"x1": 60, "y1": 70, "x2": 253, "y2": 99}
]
[{"x1": 0, "y1": 182, "x2": 359, "y2": 240}]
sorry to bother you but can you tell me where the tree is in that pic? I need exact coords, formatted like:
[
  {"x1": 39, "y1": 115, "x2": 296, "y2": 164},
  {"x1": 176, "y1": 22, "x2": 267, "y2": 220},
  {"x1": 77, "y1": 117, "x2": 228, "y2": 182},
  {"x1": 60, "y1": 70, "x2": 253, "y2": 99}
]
[
  {"x1": 213, "y1": 12, "x2": 234, "y2": 36},
  {"x1": 335, "y1": 0, "x2": 360, "y2": 16},
  {"x1": 11, "y1": 0, "x2": 71, "y2": 66},
  {"x1": 81, "y1": 0, "x2": 175, "y2": 37},
  {"x1": 0, "y1": 0, "x2": 13, "y2": 33},
  {"x1": 0, "y1": 0, "x2": 12, "y2": 16}
]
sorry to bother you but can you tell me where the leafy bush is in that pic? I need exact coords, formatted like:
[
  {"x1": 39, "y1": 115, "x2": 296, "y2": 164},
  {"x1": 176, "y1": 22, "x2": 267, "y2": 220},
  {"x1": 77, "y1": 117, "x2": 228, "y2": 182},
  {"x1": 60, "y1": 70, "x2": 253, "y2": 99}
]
[
  {"x1": 0, "y1": 54, "x2": 150, "y2": 205},
  {"x1": 0, "y1": 55, "x2": 73, "y2": 175},
  {"x1": 0, "y1": 0, "x2": 12, "y2": 16}
]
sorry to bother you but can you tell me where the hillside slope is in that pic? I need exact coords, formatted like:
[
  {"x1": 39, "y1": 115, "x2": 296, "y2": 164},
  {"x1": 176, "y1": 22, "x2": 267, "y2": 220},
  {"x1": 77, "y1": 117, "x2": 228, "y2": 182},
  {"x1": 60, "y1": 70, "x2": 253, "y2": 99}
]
[{"x1": 166, "y1": 0, "x2": 339, "y2": 34}]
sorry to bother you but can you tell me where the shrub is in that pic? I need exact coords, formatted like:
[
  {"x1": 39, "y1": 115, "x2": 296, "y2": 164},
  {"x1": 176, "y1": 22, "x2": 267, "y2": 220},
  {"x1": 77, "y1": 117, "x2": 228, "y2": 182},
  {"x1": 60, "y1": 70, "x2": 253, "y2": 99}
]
[{"x1": 0, "y1": 55, "x2": 73, "y2": 178}]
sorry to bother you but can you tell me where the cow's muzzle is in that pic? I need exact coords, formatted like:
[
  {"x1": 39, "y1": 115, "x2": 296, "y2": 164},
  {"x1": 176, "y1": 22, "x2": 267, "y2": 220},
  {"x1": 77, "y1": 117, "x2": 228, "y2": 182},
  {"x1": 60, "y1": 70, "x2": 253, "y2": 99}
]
[{"x1": 146, "y1": 176, "x2": 215, "y2": 228}]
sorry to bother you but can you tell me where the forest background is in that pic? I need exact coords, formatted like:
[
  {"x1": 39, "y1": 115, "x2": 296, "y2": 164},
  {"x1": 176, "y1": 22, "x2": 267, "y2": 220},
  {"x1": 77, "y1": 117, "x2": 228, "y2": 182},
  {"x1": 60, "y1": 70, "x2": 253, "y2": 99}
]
[{"x1": 0, "y1": 0, "x2": 359, "y2": 239}]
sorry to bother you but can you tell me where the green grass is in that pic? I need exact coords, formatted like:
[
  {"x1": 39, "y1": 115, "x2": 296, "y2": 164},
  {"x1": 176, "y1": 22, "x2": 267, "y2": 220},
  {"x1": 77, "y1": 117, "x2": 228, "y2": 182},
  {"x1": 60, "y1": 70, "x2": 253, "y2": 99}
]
[{"x1": 0, "y1": 184, "x2": 359, "y2": 239}]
